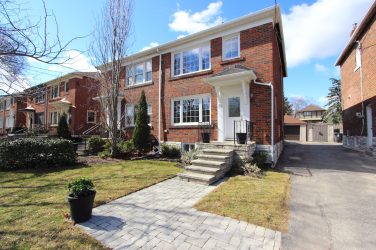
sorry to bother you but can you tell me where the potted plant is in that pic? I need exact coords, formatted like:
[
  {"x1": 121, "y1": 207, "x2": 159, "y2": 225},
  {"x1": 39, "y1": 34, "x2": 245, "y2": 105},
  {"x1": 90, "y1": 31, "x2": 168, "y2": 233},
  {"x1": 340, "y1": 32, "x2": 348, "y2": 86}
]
[
  {"x1": 236, "y1": 133, "x2": 247, "y2": 144},
  {"x1": 201, "y1": 132, "x2": 211, "y2": 143},
  {"x1": 67, "y1": 177, "x2": 96, "y2": 223}
]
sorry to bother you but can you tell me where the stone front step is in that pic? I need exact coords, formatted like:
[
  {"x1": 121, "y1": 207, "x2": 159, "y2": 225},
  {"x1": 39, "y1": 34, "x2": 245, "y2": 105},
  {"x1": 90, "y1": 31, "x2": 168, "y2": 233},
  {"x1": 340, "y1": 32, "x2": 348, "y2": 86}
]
[
  {"x1": 196, "y1": 154, "x2": 230, "y2": 162},
  {"x1": 178, "y1": 172, "x2": 217, "y2": 185},
  {"x1": 185, "y1": 165, "x2": 222, "y2": 175},
  {"x1": 201, "y1": 148, "x2": 233, "y2": 156},
  {"x1": 191, "y1": 159, "x2": 225, "y2": 168}
]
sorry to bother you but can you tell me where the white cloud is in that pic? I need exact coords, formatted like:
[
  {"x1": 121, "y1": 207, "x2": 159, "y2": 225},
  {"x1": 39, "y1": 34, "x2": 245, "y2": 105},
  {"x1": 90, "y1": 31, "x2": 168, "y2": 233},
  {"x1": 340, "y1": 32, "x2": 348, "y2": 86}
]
[
  {"x1": 315, "y1": 63, "x2": 328, "y2": 72},
  {"x1": 169, "y1": 1, "x2": 223, "y2": 35},
  {"x1": 282, "y1": 0, "x2": 373, "y2": 67},
  {"x1": 141, "y1": 42, "x2": 159, "y2": 51},
  {"x1": 47, "y1": 50, "x2": 97, "y2": 74},
  {"x1": 177, "y1": 34, "x2": 187, "y2": 39},
  {"x1": 318, "y1": 96, "x2": 328, "y2": 106}
]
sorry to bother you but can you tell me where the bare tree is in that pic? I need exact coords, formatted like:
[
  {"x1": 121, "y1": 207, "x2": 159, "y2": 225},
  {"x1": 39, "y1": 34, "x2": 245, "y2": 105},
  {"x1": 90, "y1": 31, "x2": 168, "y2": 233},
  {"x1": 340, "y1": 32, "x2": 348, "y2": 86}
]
[
  {"x1": 290, "y1": 96, "x2": 310, "y2": 114},
  {"x1": 90, "y1": 0, "x2": 133, "y2": 156},
  {"x1": 0, "y1": 0, "x2": 82, "y2": 94}
]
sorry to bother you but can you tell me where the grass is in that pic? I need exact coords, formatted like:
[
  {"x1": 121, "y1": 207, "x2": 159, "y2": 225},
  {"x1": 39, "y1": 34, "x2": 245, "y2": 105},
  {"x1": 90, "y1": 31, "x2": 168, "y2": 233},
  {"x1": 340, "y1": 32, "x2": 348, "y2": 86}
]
[
  {"x1": 194, "y1": 171, "x2": 291, "y2": 232},
  {"x1": 0, "y1": 160, "x2": 182, "y2": 249}
]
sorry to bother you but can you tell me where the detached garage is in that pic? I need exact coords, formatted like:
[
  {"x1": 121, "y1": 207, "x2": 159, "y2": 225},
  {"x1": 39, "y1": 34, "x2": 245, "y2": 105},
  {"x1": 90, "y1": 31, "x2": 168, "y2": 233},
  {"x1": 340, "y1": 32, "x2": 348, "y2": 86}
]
[{"x1": 284, "y1": 115, "x2": 306, "y2": 141}]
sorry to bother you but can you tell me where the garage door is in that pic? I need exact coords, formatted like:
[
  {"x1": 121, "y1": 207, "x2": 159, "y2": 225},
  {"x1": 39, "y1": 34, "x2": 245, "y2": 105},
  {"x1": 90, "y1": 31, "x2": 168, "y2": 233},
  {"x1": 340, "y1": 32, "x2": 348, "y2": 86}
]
[{"x1": 284, "y1": 125, "x2": 300, "y2": 140}]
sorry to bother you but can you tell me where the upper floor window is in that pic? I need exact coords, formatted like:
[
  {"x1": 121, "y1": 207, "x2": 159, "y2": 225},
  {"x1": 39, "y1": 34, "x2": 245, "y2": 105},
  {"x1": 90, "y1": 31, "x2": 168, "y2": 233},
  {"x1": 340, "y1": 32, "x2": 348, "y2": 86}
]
[
  {"x1": 51, "y1": 85, "x2": 60, "y2": 99},
  {"x1": 64, "y1": 82, "x2": 69, "y2": 92},
  {"x1": 35, "y1": 93, "x2": 45, "y2": 103},
  {"x1": 5, "y1": 99, "x2": 11, "y2": 110},
  {"x1": 172, "y1": 44, "x2": 210, "y2": 77},
  {"x1": 222, "y1": 34, "x2": 240, "y2": 60},
  {"x1": 172, "y1": 95, "x2": 210, "y2": 125},
  {"x1": 126, "y1": 60, "x2": 152, "y2": 86},
  {"x1": 303, "y1": 111, "x2": 312, "y2": 116},
  {"x1": 355, "y1": 45, "x2": 361, "y2": 70}
]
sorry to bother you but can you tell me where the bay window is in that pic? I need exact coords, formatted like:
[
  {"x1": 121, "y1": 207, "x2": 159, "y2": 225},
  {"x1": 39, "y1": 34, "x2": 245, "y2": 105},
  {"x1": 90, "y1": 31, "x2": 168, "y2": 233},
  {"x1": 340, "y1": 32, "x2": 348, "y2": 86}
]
[
  {"x1": 172, "y1": 95, "x2": 211, "y2": 125},
  {"x1": 172, "y1": 44, "x2": 210, "y2": 77},
  {"x1": 223, "y1": 34, "x2": 240, "y2": 60},
  {"x1": 126, "y1": 60, "x2": 152, "y2": 86}
]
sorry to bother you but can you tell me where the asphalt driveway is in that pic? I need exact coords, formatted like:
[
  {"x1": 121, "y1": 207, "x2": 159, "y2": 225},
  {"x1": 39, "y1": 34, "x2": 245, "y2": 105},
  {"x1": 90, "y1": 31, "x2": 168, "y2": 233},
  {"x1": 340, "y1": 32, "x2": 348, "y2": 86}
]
[{"x1": 279, "y1": 141, "x2": 376, "y2": 250}]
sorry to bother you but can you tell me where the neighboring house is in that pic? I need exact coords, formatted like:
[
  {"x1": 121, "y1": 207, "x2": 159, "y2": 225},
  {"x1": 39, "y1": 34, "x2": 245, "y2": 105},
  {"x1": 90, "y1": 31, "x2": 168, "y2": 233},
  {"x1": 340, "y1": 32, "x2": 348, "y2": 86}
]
[
  {"x1": 119, "y1": 5, "x2": 287, "y2": 164},
  {"x1": 23, "y1": 72, "x2": 101, "y2": 135},
  {"x1": 284, "y1": 115, "x2": 306, "y2": 141},
  {"x1": 335, "y1": 1, "x2": 376, "y2": 157},
  {"x1": 295, "y1": 104, "x2": 325, "y2": 123},
  {"x1": 0, "y1": 95, "x2": 26, "y2": 135}
]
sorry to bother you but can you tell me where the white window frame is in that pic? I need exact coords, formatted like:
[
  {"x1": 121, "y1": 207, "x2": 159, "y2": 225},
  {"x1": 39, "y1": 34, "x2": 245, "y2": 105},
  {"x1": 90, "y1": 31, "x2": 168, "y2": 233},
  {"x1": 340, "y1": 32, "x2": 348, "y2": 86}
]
[
  {"x1": 181, "y1": 143, "x2": 195, "y2": 153},
  {"x1": 354, "y1": 45, "x2": 361, "y2": 71},
  {"x1": 87, "y1": 111, "x2": 96, "y2": 124},
  {"x1": 64, "y1": 82, "x2": 69, "y2": 93},
  {"x1": 222, "y1": 34, "x2": 240, "y2": 61},
  {"x1": 171, "y1": 43, "x2": 211, "y2": 77},
  {"x1": 171, "y1": 94, "x2": 211, "y2": 126},
  {"x1": 5, "y1": 114, "x2": 12, "y2": 128},
  {"x1": 126, "y1": 60, "x2": 152, "y2": 87},
  {"x1": 51, "y1": 85, "x2": 60, "y2": 99},
  {"x1": 35, "y1": 93, "x2": 45, "y2": 103},
  {"x1": 5, "y1": 99, "x2": 11, "y2": 110},
  {"x1": 125, "y1": 103, "x2": 152, "y2": 127},
  {"x1": 50, "y1": 111, "x2": 59, "y2": 125}
]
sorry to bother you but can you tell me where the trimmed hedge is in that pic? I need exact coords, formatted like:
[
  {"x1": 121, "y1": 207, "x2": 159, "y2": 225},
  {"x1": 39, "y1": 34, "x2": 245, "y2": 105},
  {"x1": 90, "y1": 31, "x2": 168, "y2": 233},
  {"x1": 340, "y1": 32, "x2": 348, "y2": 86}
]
[{"x1": 0, "y1": 138, "x2": 76, "y2": 170}]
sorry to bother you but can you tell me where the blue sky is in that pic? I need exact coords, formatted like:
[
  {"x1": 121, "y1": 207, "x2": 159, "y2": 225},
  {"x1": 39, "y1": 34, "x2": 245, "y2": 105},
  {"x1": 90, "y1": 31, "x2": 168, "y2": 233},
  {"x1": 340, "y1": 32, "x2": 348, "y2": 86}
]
[{"x1": 21, "y1": 0, "x2": 374, "y2": 107}]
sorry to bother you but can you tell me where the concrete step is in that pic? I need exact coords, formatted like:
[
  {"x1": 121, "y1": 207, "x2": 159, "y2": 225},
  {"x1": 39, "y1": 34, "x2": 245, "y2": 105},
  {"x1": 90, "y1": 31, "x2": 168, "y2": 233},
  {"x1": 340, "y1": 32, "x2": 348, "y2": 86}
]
[
  {"x1": 191, "y1": 159, "x2": 225, "y2": 168},
  {"x1": 197, "y1": 154, "x2": 229, "y2": 161},
  {"x1": 178, "y1": 172, "x2": 217, "y2": 185},
  {"x1": 185, "y1": 165, "x2": 222, "y2": 175},
  {"x1": 201, "y1": 148, "x2": 233, "y2": 156}
]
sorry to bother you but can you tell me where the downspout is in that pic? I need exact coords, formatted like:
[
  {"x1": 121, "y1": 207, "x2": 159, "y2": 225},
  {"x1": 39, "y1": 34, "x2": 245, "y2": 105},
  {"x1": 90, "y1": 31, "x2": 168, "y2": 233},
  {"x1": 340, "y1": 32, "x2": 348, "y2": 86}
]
[
  {"x1": 356, "y1": 41, "x2": 365, "y2": 136},
  {"x1": 254, "y1": 80, "x2": 275, "y2": 164},
  {"x1": 157, "y1": 49, "x2": 162, "y2": 152}
]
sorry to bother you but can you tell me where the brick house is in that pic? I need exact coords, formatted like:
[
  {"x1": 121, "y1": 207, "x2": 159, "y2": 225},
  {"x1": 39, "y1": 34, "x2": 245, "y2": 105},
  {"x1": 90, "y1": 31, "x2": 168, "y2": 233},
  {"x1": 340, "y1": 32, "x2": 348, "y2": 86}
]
[
  {"x1": 0, "y1": 95, "x2": 26, "y2": 134},
  {"x1": 118, "y1": 5, "x2": 287, "y2": 165},
  {"x1": 295, "y1": 104, "x2": 326, "y2": 123},
  {"x1": 335, "y1": 1, "x2": 376, "y2": 157},
  {"x1": 22, "y1": 72, "x2": 100, "y2": 135}
]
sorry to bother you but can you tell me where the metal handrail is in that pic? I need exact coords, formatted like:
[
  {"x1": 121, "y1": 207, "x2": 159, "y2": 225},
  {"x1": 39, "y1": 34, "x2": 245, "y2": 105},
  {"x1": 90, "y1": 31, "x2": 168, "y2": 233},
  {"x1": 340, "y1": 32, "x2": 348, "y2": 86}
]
[{"x1": 233, "y1": 120, "x2": 253, "y2": 144}]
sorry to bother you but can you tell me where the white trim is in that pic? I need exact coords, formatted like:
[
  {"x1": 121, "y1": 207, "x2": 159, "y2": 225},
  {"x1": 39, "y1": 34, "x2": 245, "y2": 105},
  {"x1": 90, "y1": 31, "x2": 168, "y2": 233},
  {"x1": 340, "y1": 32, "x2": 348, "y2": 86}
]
[
  {"x1": 87, "y1": 110, "x2": 96, "y2": 124},
  {"x1": 126, "y1": 59, "x2": 152, "y2": 87},
  {"x1": 170, "y1": 94, "x2": 211, "y2": 126},
  {"x1": 222, "y1": 33, "x2": 240, "y2": 61},
  {"x1": 50, "y1": 111, "x2": 59, "y2": 125},
  {"x1": 50, "y1": 84, "x2": 60, "y2": 99}
]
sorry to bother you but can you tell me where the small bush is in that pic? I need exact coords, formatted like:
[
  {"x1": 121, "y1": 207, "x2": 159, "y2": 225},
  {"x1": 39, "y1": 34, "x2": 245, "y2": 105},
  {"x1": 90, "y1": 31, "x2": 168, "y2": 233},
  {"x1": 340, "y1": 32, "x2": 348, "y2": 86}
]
[
  {"x1": 240, "y1": 157, "x2": 263, "y2": 177},
  {"x1": 161, "y1": 143, "x2": 181, "y2": 158},
  {"x1": 181, "y1": 149, "x2": 199, "y2": 166},
  {"x1": 68, "y1": 177, "x2": 95, "y2": 197},
  {"x1": 0, "y1": 138, "x2": 76, "y2": 170},
  {"x1": 117, "y1": 140, "x2": 135, "y2": 156},
  {"x1": 252, "y1": 152, "x2": 268, "y2": 170},
  {"x1": 88, "y1": 136, "x2": 106, "y2": 155}
]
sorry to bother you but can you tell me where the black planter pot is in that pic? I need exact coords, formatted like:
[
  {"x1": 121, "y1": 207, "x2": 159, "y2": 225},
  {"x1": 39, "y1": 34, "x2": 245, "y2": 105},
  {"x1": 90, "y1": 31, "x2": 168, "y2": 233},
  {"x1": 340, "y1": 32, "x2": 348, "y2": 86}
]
[
  {"x1": 68, "y1": 190, "x2": 96, "y2": 223},
  {"x1": 201, "y1": 132, "x2": 211, "y2": 143},
  {"x1": 236, "y1": 133, "x2": 247, "y2": 144}
]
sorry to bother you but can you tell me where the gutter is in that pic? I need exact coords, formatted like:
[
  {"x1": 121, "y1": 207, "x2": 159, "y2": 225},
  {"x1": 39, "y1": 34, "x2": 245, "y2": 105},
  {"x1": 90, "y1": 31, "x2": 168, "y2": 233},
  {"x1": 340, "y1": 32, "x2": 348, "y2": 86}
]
[
  {"x1": 254, "y1": 80, "x2": 275, "y2": 164},
  {"x1": 157, "y1": 49, "x2": 162, "y2": 152}
]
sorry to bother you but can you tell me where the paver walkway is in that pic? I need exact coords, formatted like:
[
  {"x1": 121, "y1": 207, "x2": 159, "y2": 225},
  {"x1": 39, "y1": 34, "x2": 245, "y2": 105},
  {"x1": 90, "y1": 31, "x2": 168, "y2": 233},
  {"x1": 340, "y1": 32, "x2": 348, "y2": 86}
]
[{"x1": 78, "y1": 178, "x2": 281, "y2": 250}]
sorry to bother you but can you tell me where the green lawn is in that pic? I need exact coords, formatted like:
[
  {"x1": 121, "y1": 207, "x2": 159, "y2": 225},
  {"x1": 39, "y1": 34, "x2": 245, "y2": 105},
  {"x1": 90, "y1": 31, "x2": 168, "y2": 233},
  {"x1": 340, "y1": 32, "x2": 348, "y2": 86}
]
[
  {"x1": 0, "y1": 160, "x2": 181, "y2": 249},
  {"x1": 194, "y1": 171, "x2": 291, "y2": 232}
]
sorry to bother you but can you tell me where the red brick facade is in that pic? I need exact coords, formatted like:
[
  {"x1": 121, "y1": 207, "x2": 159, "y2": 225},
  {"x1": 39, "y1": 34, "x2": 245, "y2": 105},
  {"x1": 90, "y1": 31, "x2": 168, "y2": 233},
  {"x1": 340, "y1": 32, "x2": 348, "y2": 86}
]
[{"x1": 0, "y1": 96, "x2": 26, "y2": 134}]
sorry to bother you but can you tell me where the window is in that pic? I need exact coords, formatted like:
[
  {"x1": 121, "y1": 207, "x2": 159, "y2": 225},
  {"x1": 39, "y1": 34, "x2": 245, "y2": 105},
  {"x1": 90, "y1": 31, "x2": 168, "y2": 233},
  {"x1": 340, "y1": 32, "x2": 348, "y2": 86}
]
[
  {"x1": 5, "y1": 99, "x2": 11, "y2": 110},
  {"x1": 0, "y1": 117, "x2": 3, "y2": 128},
  {"x1": 5, "y1": 115, "x2": 12, "y2": 128},
  {"x1": 126, "y1": 60, "x2": 152, "y2": 86},
  {"x1": 0, "y1": 101, "x2": 3, "y2": 110},
  {"x1": 125, "y1": 103, "x2": 152, "y2": 127},
  {"x1": 64, "y1": 82, "x2": 69, "y2": 92},
  {"x1": 35, "y1": 94, "x2": 45, "y2": 103},
  {"x1": 51, "y1": 85, "x2": 60, "y2": 99},
  {"x1": 172, "y1": 95, "x2": 211, "y2": 125},
  {"x1": 228, "y1": 97, "x2": 240, "y2": 117},
  {"x1": 182, "y1": 143, "x2": 195, "y2": 153},
  {"x1": 35, "y1": 112, "x2": 45, "y2": 125},
  {"x1": 50, "y1": 111, "x2": 59, "y2": 125},
  {"x1": 355, "y1": 45, "x2": 361, "y2": 70},
  {"x1": 87, "y1": 111, "x2": 96, "y2": 123},
  {"x1": 223, "y1": 35, "x2": 240, "y2": 60},
  {"x1": 172, "y1": 44, "x2": 210, "y2": 77},
  {"x1": 303, "y1": 111, "x2": 312, "y2": 116}
]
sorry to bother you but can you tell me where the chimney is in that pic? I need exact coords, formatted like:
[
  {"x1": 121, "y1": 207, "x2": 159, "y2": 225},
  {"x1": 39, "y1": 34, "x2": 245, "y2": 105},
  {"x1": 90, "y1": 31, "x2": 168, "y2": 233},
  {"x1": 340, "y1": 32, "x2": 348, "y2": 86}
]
[{"x1": 350, "y1": 23, "x2": 358, "y2": 37}]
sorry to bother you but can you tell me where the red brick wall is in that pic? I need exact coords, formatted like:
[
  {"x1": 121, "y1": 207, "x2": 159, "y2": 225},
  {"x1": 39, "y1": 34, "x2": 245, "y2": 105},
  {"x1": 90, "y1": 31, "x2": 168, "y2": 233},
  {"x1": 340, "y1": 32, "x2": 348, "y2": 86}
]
[
  {"x1": 340, "y1": 16, "x2": 376, "y2": 136},
  {"x1": 122, "y1": 22, "x2": 284, "y2": 145}
]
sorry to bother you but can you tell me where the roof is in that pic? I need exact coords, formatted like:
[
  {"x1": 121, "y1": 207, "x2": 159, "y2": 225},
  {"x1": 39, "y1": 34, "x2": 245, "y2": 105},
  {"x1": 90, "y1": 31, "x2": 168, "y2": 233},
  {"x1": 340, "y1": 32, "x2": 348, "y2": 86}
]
[
  {"x1": 298, "y1": 104, "x2": 326, "y2": 112},
  {"x1": 212, "y1": 65, "x2": 253, "y2": 77},
  {"x1": 335, "y1": 1, "x2": 376, "y2": 66},
  {"x1": 118, "y1": 5, "x2": 287, "y2": 76},
  {"x1": 284, "y1": 115, "x2": 306, "y2": 125}
]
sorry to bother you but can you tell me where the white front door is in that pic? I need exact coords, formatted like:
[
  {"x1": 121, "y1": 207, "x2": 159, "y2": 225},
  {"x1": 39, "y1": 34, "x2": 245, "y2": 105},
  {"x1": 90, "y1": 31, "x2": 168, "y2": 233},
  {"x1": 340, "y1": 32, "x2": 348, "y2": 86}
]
[{"x1": 366, "y1": 105, "x2": 373, "y2": 146}]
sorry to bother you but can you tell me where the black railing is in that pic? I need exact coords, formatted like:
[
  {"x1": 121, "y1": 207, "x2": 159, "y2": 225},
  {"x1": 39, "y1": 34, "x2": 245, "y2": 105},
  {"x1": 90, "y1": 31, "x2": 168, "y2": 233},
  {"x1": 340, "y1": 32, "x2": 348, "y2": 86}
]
[
  {"x1": 234, "y1": 120, "x2": 253, "y2": 144},
  {"x1": 198, "y1": 122, "x2": 211, "y2": 143}
]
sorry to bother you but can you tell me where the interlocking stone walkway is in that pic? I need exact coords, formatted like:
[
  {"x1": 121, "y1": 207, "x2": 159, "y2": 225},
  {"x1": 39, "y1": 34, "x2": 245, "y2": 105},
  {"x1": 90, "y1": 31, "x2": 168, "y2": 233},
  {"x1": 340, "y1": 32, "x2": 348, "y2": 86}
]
[{"x1": 77, "y1": 178, "x2": 281, "y2": 250}]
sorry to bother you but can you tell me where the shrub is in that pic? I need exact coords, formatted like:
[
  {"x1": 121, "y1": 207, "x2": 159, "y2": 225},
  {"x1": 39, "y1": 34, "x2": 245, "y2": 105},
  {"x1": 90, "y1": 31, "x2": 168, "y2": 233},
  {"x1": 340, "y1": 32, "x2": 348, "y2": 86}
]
[
  {"x1": 181, "y1": 149, "x2": 199, "y2": 166},
  {"x1": 68, "y1": 177, "x2": 95, "y2": 197},
  {"x1": 117, "y1": 140, "x2": 135, "y2": 155},
  {"x1": 161, "y1": 143, "x2": 181, "y2": 158},
  {"x1": 0, "y1": 138, "x2": 76, "y2": 170},
  {"x1": 252, "y1": 152, "x2": 268, "y2": 170},
  {"x1": 240, "y1": 157, "x2": 263, "y2": 177},
  {"x1": 132, "y1": 91, "x2": 151, "y2": 152},
  {"x1": 57, "y1": 113, "x2": 71, "y2": 140},
  {"x1": 88, "y1": 136, "x2": 106, "y2": 155}
]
